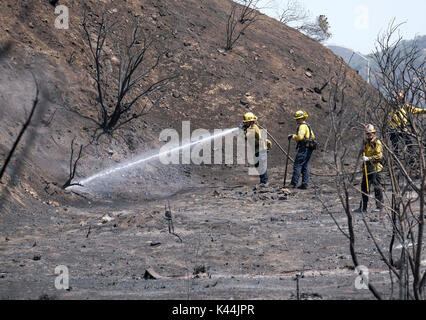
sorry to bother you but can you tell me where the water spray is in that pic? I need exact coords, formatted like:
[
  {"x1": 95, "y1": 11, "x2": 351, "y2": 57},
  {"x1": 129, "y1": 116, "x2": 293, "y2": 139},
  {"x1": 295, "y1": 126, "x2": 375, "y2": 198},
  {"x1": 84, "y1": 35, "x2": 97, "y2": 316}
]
[{"x1": 67, "y1": 127, "x2": 240, "y2": 189}]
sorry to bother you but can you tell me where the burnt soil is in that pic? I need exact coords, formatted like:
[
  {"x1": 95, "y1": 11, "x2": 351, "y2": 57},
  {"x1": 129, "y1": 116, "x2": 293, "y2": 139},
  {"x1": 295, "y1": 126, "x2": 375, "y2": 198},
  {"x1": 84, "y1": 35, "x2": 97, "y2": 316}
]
[
  {"x1": 0, "y1": 162, "x2": 399, "y2": 300},
  {"x1": 0, "y1": 0, "x2": 403, "y2": 300}
]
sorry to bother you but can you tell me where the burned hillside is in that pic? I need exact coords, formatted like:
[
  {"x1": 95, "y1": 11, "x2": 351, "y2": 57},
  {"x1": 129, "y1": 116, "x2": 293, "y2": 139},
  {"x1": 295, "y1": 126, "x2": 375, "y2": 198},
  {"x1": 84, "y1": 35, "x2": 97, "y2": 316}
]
[{"x1": 2, "y1": 0, "x2": 423, "y2": 301}]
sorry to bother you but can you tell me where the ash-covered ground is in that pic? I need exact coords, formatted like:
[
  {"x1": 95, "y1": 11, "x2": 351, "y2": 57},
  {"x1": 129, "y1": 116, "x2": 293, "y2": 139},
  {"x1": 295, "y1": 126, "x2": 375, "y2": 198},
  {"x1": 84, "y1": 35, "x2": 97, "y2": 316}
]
[{"x1": 0, "y1": 162, "x2": 401, "y2": 300}]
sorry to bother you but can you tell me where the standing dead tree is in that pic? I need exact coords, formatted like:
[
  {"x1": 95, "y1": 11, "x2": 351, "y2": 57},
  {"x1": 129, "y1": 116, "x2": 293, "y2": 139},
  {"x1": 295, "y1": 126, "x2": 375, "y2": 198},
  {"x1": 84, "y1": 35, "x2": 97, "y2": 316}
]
[
  {"x1": 0, "y1": 75, "x2": 39, "y2": 183},
  {"x1": 81, "y1": 11, "x2": 176, "y2": 136},
  {"x1": 368, "y1": 20, "x2": 426, "y2": 300},
  {"x1": 273, "y1": 1, "x2": 331, "y2": 44},
  {"x1": 62, "y1": 137, "x2": 83, "y2": 189},
  {"x1": 317, "y1": 57, "x2": 383, "y2": 299},
  {"x1": 320, "y1": 20, "x2": 426, "y2": 300},
  {"x1": 276, "y1": 0, "x2": 309, "y2": 25},
  {"x1": 225, "y1": 0, "x2": 262, "y2": 51},
  {"x1": 296, "y1": 15, "x2": 332, "y2": 43}
]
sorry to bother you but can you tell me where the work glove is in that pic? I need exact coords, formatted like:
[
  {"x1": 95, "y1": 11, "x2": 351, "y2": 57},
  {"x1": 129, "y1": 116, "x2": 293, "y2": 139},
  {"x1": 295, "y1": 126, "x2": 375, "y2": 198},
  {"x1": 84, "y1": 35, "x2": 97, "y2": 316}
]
[
  {"x1": 266, "y1": 139, "x2": 272, "y2": 150},
  {"x1": 362, "y1": 156, "x2": 370, "y2": 162},
  {"x1": 288, "y1": 134, "x2": 293, "y2": 141}
]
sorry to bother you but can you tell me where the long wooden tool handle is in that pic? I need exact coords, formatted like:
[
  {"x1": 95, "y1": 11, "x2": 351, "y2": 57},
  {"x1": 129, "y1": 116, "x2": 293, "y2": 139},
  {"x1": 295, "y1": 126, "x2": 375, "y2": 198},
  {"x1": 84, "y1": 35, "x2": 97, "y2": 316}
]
[{"x1": 363, "y1": 152, "x2": 369, "y2": 193}]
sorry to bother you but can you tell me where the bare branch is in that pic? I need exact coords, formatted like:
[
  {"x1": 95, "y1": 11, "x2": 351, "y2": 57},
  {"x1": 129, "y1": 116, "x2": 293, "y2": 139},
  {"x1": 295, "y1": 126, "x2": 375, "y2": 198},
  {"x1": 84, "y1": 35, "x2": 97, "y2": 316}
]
[
  {"x1": 225, "y1": 1, "x2": 262, "y2": 51},
  {"x1": 62, "y1": 137, "x2": 84, "y2": 189},
  {"x1": 80, "y1": 10, "x2": 174, "y2": 135}
]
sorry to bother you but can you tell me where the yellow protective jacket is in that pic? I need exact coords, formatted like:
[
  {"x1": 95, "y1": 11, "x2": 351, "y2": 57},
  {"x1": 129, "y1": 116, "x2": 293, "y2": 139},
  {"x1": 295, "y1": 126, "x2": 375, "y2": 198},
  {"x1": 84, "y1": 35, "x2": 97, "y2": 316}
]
[
  {"x1": 388, "y1": 104, "x2": 426, "y2": 130},
  {"x1": 364, "y1": 137, "x2": 383, "y2": 173},
  {"x1": 291, "y1": 121, "x2": 315, "y2": 144},
  {"x1": 245, "y1": 123, "x2": 268, "y2": 153}
]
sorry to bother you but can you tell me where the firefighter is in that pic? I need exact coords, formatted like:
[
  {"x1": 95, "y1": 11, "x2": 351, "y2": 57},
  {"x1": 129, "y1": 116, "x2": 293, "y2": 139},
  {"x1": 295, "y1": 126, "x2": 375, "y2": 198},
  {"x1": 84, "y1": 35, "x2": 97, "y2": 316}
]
[
  {"x1": 288, "y1": 110, "x2": 315, "y2": 190},
  {"x1": 354, "y1": 124, "x2": 384, "y2": 213},
  {"x1": 241, "y1": 112, "x2": 271, "y2": 186},
  {"x1": 389, "y1": 92, "x2": 426, "y2": 157}
]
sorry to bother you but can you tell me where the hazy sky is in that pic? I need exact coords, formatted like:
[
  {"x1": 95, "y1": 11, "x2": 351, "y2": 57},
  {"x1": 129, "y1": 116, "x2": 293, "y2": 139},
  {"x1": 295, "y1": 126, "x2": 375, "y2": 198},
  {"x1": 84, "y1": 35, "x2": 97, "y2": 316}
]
[{"x1": 260, "y1": 0, "x2": 426, "y2": 54}]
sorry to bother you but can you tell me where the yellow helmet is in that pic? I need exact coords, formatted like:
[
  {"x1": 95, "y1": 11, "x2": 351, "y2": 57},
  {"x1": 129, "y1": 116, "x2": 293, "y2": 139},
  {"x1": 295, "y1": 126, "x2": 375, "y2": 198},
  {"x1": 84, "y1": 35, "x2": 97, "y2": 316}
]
[
  {"x1": 294, "y1": 110, "x2": 308, "y2": 120},
  {"x1": 365, "y1": 124, "x2": 376, "y2": 134},
  {"x1": 243, "y1": 112, "x2": 258, "y2": 123}
]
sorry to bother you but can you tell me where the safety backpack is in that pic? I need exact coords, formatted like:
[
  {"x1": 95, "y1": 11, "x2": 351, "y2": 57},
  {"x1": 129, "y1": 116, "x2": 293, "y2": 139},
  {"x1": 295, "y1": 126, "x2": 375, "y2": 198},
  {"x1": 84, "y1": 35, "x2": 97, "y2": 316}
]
[{"x1": 299, "y1": 123, "x2": 318, "y2": 150}]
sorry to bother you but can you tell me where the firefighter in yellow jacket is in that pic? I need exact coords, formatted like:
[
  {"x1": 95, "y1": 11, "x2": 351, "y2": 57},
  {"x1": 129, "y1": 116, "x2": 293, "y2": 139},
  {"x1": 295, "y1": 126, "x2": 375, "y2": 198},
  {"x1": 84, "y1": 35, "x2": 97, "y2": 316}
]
[
  {"x1": 241, "y1": 112, "x2": 271, "y2": 186},
  {"x1": 389, "y1": 92, "x2": 426, "y2": 156},
  {"x1": 354, "y1": 124, "x2": 384, "y2": 213},
  {"x1": 288, "y1": 110, "x2": 315, "y2": 189}
]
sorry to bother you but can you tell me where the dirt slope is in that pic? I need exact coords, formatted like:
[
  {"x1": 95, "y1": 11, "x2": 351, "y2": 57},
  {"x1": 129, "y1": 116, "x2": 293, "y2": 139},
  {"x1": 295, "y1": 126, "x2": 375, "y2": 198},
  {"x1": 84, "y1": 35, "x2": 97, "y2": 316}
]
[
  {"x1": 0, "y1": 0, "x2": 388, "y2": 300},
  {"x1": 0, "y1": 0, "x2": 371, "y2": 193}
]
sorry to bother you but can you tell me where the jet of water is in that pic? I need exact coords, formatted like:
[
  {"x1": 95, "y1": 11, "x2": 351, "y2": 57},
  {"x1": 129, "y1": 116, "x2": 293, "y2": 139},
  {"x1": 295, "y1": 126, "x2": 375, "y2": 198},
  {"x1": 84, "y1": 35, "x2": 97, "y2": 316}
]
[{"x1": 69, "y1": 127, "x2": 240, "y2": 188}]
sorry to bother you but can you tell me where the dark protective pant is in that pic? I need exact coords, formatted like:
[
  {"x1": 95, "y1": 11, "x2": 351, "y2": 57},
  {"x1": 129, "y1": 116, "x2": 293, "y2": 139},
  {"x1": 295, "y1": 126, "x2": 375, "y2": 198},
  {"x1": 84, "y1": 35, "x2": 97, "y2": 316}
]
[
  {"x1": 255, "y1": 151, "x2": 268, "y2": 184},
  {"x1": 258, "y1": 169, "x2": 269, "y2": 184},
  {"x1": 360, "y1": 171, "x2": 384, "y2": 211},
  {"x1": 290, "y1": 145, "x2": 313, "y2": 187}
]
